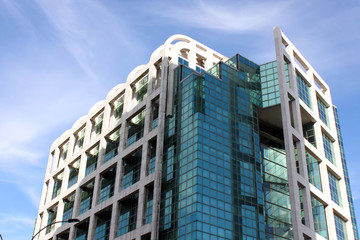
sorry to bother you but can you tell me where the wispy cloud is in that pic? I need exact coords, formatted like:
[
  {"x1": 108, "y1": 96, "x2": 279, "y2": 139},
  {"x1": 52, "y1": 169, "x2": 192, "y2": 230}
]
[
  {"x1": 34, "y1": 0, "x2": 140, "y2": 83},
  {"x1": 0, "y1": 214, "x2": 34, "y2": 226},
  {"x1": 151, "y1": 0, "x2": 293, "y2": 33},
  {"x1": 0, "y1": 213, "x2": 35, "y2": 235},
  {"x1": 0, "y1": 1, "x2": 147, "y2": 222},
  {"x1": 0, "y1": 0, "x2": 36, "y2": 37}
]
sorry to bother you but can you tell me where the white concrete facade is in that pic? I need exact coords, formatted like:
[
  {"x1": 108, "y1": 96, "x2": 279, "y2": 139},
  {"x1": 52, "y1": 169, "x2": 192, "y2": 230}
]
[
  {"x1": 33, "y1": 35, "x2": 227, "y2": 240},
  {"x1": 274, "y1": 27, "x2": 355, "y2": 239},
  {"x1": 33, "y1": 28, "x2": 357, "y2": 240}
]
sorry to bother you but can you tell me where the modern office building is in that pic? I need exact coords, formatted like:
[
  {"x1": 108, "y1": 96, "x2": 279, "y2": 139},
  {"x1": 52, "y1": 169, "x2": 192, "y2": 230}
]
[{"x1": 33, "y1": 27, "x2": 358, "y2": 240}]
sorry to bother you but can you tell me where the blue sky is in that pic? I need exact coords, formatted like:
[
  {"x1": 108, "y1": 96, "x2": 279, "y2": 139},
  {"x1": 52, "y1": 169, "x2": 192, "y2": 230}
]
[{"x1": 0, "y1": 0, "x2": 359, "y2": 239}]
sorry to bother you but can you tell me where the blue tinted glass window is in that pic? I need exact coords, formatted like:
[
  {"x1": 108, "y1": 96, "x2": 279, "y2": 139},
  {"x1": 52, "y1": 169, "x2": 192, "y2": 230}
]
[
  {"x1": 334, "y1": 214, "x2": 347, "y2": 240},
  {"x1": 328, "y1": 172, "x2": 341, "y2": 206},
  {"x1": 317, "y1": 98, "x2": 329, "y2": 126},
  {"x1": 311, "y1": 196, "x2": 328, "y2": 238},
  {"x1": 322, "y1": 133, "x2": 334, "y2": 164},
  {"x1": 178, "y1": 57, "x2": 189, "y2": 67},
  {"x1": 306, "y1": 152, "x2": 322, "y2": 190},
  {"x1": 297, "y1": 73, "x2": 312, "y2": 108}
]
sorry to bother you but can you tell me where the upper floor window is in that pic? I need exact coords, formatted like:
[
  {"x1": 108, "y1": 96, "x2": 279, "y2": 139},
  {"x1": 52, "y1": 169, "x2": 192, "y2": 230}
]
[
  {"x1": 79, "y1": 181, "x2": 94, "y2": 215},
  {"x1": 322, "y1": 133, "x2": 334, "y2": 164},
  {"x1": 151, "y1": 99, "x2": 159, "y2": 130},
  {"x1": 46, "y1": 205, "x2": 57, "y2": 234},
  {"x1": 178, "y1": 56, "x2": 189, "y2": 67},
  {"x1": 154, "y1": 60, "x2": 162, "y2": 90},
  {"x1": 85, "y1": 145, "x2": 99, "y2": 176},
  {"x1": 105, "y1": 128, "x2": 121, "y2": 163},
  {"x1": 311, "y1": 196, "x2": 328, "y2": 238},
  {"x1": 75, "y1": 220, "x2": 89, "y2": 239},
  {"x1": 303, "y1": 123, "x2": 316, "y2": 147},
  {"x1": 334, "y1": 214, "x2": 347, "y2": 240},
  {"x1": 98, "y1": 167, "x2": 116, "y2": 203},
  {"x1": 306, "y1": 152, "x2": 322, "y2": 191},
  {"x1": 296, "y1": 73, "x2": 312, "y2": 109},
  {"x1": 52, "y1": 172, "x2": 63, "y2": 199},
  {"x1": 75, "y1": 127, "x2": 85, "y2": 151},
  {"x1": 58, "y1": 141, "x2": 69, "y2": 167},
  {"x1": 68, "y1": 159, "x2": 80, "y2": 188},
  {"x1": 144, "y1": 186, "x2": 154, "y2": 225},
  {"x1": 93, "y1": 113, "x2": 104, "y2": 136},
  {"x1": 127, "y1": 109, "x2": 145, "y2": 147},
  {"x1": 328, "y1": 172, "x2": 342, "y2": 206},
  {"x1": 95, "y1": 207, "x2": 112, "y2": 240},
  {"x1": 196, "y1": 66, "x2": 205, "y2": 74},
  {"x1": 317, "y1": 97, "x2": 329, "y2": 126},
  {"x1": 118, "y1": 193, "x2": 138, "y2": 236},
  {"x1": 61, "y1": 142, "x2": 69, "y2": 161},
  {"x1": 114, "y1": 95, "x2": 124, "y2": 120},
  {"x1": 133, "y1": 75, "x2": 148, "y2": 103},
  {"x1": 62, "y1": 192, "x2": 75, "y2": 223},
  {"x1": 122, "y1": 148, "x2": 142, "y2": 190}
]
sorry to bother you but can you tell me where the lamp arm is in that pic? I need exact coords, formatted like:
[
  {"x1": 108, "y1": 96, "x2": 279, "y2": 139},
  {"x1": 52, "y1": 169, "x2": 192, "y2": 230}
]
[{"x1": 31, "y1": 221, "x2": 67, "y2": 240}]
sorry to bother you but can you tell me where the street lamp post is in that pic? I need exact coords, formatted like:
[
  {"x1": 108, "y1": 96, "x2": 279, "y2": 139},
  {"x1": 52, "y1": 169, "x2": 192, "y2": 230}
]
[{"x1": 31, "y1": 218, "x2": 80, "y2": 240}]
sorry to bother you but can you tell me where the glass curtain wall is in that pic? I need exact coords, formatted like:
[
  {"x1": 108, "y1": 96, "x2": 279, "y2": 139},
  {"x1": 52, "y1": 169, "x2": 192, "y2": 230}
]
[{"x1": 160, "y1": 55, "x2": 266, "y2": 239}]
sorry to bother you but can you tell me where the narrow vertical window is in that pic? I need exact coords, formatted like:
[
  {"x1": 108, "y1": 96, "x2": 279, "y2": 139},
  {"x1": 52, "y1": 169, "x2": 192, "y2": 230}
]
[
  {"x1": 322, "y1": 133, "x2": 334, "y2": 164},
  {"x1": 62, "y1": 142, "x2": 69, "y2": 160},
  {"x1": 296, "y1": 73, "x2": 312, "y2": 109},
  {"x1": 93, "y1": 113, "x2": 104, "y2": 136},
  {"x1": 151, "y1": 100, "x2": 159, "y2": 130},
  {"x1": 85, "y1": 145, "x2": 99, "y2": 176},
  {"x1": 94, "y1": 207, "x2": 112, "y2": 240},
  {"x1": 299, "y1": 186, "x2": 306, "y2": 225},
  {"x1": 163, "y1": 190, "x2": 173, "y2": 230},
  {"x1": 165, "y1": 145, "x2": 175, "y2": 181},
  {"x1": 58, "y1": 141, "x2": 69, "y2": 167},
  {"x1": 154, "y1": 60, "x2": 162, "y2": 90},
  {"x1": 75, "y1": 127, "x2": 85, "y2": 151},
  {"x1": 294, "y1": 140, "x2": 299, "y2": 174},
  {"x1": 328, "y1": 172, "x2": 342, "y2": 206},
  {"x1": 49, "y1": 151, "x2": 55, "y2": 173},
  {"x1": 114, "y1": 95, "x2": 124, "y2": 120},
  {"x1": 52, "y1": 172, "x2": 63, "y2": 199},
  {"x1": 79, "y1": 181, "x2": 94, "y2": 215},
  {"x1": 118, "y1": 193, "x2": 138, "y2": 236},
  {"x1": 144, "y1": 186, "x2": 154, "y2": 224},
  {"x1": 306, "y1": 152, "x2": 322, "y2": 191},
  {"x1": 284, "y1": 60, "x2": 291, "y2": 87},
  {"x1": 62, "y1": 193, "x2": 75, "y2": 223},
  {"x1": 127, "y1": 109, "x2": 145, "y2": 147},
  {"x1": 75, "y1": 220, "x2": 89, "y2": 240},
  {"x1": 334, "y1": 214, "x2": 348, "y2": 240},
  {"x1": 105, "y1": 128, "x2": 120, "y2": 163},
  {"x1": 122, "y1": 148, "x2": 141, "y2": 189},
  {"x1": 44, "y1": 181, "x2": 49, "y2": 204},
  {"x1": 133, "y1": 75, "x2": 148, "y2": 103},
  {"x1": 148, "y1": 140, "x2": 156, "y2": 175},
  {"x1": 311, "y1": 196, "x2": 328, "y2": 238},
  {"x1": 303, "y1": 123, "x2": 316, "y2": 147},
  {"x1": 317, "y1": 97, "x2": 329, "y2": 126},
  {"x1": 68, "y1": 159, "x2": 80, "y2": 188},
  {"x1": 98, "y1": 167, "x2": 116, "y2": 203},
  {"x1": 46, "y1": 205, "x2": 57, "y2": 234}
]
